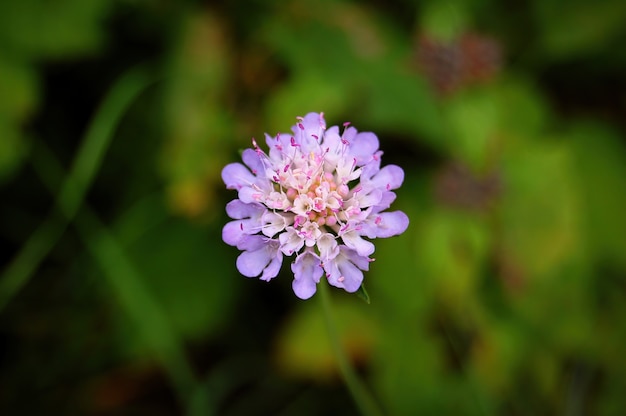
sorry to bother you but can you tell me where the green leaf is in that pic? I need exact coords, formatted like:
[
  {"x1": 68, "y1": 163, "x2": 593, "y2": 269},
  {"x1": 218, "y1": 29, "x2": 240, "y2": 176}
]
[{"x1": 356, "y1": 283, "x2": 371, "y2": 304}]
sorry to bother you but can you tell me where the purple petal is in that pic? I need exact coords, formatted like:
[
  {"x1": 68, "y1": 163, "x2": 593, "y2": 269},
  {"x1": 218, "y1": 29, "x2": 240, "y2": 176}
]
[
  {"x1": 222, "y1": 220, "x2": 247, "y2": 246},
  {"x1": 336, "y1": 260, "x2": 364, "y2": 293},
  {"x1": 236, "y1": 234, "x2": 265, "y2": 252},
  {"x1": 292, "y1": 112, "x2": 325, "y2": 152},
  {"x1": 238, "y1": 186, "x2": 263, "y2": 204},
  {"x1": 341, "y1": 229, "x2": 375, "y2": 256},
  {"x1": 236, "y1": 237, "x2": 281, "y2": 279},
  {"x1": 368, "y1": 165, "x2": 404, "y2": 191},
  {"x1": 321, "y1": 125, "x2": 341, "y2": 153},
  {"x1": 223, "y1": 200, "x2": 265, "y2": 246},
  {"x1": 237, "y1": 247, "x2": 272, "y2": 278},
  {"x1": 291, "y1": 249, "x2": 323, "y2": 299},
  {"x1": 261, "y1": 212, "x2": 289, "y2": 237},
  {"x1": 343, "y1": 247, "x2": 371, "y2": 271},
  {"x1": 364, "y1": 211, "x2": 409, "y2": 239},
  {"x1": 353, "y1": 188, "x2": 382, "y2": 208},
  {"x1": 241, "y1": 148, "x2": 264, "y2": 176},
  {"x1": 317, "y1": 233, "x2": 339, "y2": 262},
  {"x1": 261, "y1": 244, "x2": 283, "y2": 281},
  {"x1": 348, "y1": 132, "x2": 379, "y2": 165},
  {"x1": 324, "y1": 248, "x2": 365, "y2": 293},
  {"x1": 279, "y1": 227, "x2": 305, "y2": 255},
  {"x1": 225, "y1": 199, "x2": 265, "y2": 219},
  {"x1": 374, "y1": 191, "x2": 397, "y2": 210},
  {"x1": 265, "y1": 132, "x2": 292, "y2": 161},
  {"x1": 222, "y1": 163, "x2": 256, "y2": 189}
]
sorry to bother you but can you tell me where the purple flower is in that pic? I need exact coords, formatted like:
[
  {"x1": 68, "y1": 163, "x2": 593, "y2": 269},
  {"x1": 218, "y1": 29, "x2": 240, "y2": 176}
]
[{"x1": 222, "y1": 112, "x2": 409, "y2": 299}]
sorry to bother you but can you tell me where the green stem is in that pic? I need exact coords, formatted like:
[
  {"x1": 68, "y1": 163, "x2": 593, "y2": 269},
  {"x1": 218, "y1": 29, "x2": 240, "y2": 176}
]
[{"x1": 318, "y1": 281, "x2": 384, "y2": 416}]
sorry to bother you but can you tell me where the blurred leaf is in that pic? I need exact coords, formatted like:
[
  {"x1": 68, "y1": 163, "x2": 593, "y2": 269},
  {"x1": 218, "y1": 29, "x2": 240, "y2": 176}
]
[
  {"x1": 162, "y1": 11, "x2": 234, "y2": 218},
  {"x1": 374, "y1": 317, "x2": 489, "y2": 416},
  {"x1": 534, "y1": 0, "x2": 626, "y2": 59},
  {"x1": 413, "y1": 208, "x2": 491, "y2": 311},
  {"x1": 419, "y1": 0, "x2": 470, "y2": 41},
  {"x1": 116, "y1": 209, "x2": 239, "y2": 346},
  {"x1": 494, "y1": 77, "x2": 550, "y2": 145},
  {"x1": 274, "y1": 295, "x2": 378, "y2": 381},
  {"x1": 499, "y1": 141, "x2": 583, "y2": 281},
  {"x1": 0, "y1": 55, "x2": 38, "y2": 181},
  {"x1": 363, "y1": 66, "x2": 444, "y2": 144},
  {"x1": 367, "y1": 175, "x2": 433, "y2": 318},
  {"x1": 568, "y1": 121, "x2": 626, "y2": 269},
  {"x1": 262, "y1": 0, "x2": 443, "y2": 142},
  {"x1": 0, "y1": 55, "x2": 38, "y2": 118},
  {"x1": 265, "y1": 73, "x2": 349, "y2": 131},
  {"x1": 0, "y1": 119, "x2": 27, "y2": 182},
  {"x1": 445, "y1": 89, "x2": 500, "y2": 169},
  {"x1": 355, "y1": 284, "x2": 370, "y2": 304},
  {"x1": 471, "y1": 320, "x2": 528, "y2": 399},
  {"x1": 0, "y1": 0, "x2": 109, "y2": 58}
]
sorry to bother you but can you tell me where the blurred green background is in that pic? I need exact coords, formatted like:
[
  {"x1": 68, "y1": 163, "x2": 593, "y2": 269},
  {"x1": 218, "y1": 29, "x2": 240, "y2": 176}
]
[{"x1": 1, "y1": 0, "x2": 625, "y2": 414}]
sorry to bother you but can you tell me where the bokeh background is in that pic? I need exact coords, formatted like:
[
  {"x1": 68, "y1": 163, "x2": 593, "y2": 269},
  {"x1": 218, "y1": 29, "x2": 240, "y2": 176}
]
[{"x1": 1, "y1": 0, "x2": 625, "y2": 414}]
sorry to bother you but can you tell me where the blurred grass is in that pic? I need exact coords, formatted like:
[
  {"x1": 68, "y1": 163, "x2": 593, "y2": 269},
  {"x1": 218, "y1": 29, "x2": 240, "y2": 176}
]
[
  {"x1": 0, "y1": 66, "x2": 156, "y2": 312},
  {"x1": 25, "y1": 71, "x2": 211, "y2": 413}
]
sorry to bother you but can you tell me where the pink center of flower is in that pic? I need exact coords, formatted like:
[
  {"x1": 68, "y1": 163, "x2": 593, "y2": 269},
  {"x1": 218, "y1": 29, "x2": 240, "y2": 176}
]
[{"x1": 258, "y1": 143, "x2": 362, "y2": 237}]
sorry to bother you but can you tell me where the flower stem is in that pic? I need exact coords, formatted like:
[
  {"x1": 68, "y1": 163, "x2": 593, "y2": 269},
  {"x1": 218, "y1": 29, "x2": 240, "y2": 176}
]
[{"x1": 318, "y1": 281, "x2": 384, "y2": 416}]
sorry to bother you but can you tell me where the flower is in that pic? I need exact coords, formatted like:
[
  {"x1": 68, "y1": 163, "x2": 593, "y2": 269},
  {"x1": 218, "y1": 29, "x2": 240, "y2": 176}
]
[{"x1": 222, "y1": 112, "x2": 409, "y2": 299}]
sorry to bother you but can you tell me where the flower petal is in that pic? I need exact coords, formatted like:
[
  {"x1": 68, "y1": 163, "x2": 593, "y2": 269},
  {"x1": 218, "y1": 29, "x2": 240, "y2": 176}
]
[
  {"x1": 353, "y1": 188, "x2": 382, "y2": 208},
  {"x1": 291, "y1": 249, "x2": 323, "y2": 299},
  {"x1": 324, "y1": 248, "x2": 365, "y2": 293},
  {"x1": 279, "y1": 226, "x2": 304, "y2": 255},
  {"x1": 348, "y1": 131, "x2": 379, "y2": 165},
  {"x1": 317, "y1": 233, "x2": 339, "y2": 262},
  {"x1": 363, "y1": 211, "x2": 410, "y2": 238},
  {"x1": 292, "y1": 112, "x2": 325, "y2": 153},
  {"x1": 341, "y1": 229, "x2": 375, "y2": 256},
  {"x1": 238, "y1": 186, "x2": 264, "y2": 204},
  {"x1": 236, "y1": 237, "x2": 281, "y2": 279},
  {"x1": 236, "y1": 246, "x2": 271, "y2": 277},
  {"x1": 261, "y1": 243, "x2": 283, "y2": 281},
  {"x1": 368, "y1": 164, "x2": 404, "y2": 191},
  {"x1": 222, "y1": 163, "x2": 256, "y2": 190},
  {"x1": 321, "y1": 125, "x2": 342, "y2": 155},
  {"x1": 241, "y1": 148, "x2": 264, "y2": 176},
  {"x1": 222, "y1": 220, "x2": 247, "y2": 246},
  {"x1": 225, "y1": 199, "x2": 265, "y2": 219},
  {"x1": 261, "y1": 211, "x2": 289, "y2": 237},
  {"x1": 236, "y1": 234, "x2": 265, "y2": 251}
]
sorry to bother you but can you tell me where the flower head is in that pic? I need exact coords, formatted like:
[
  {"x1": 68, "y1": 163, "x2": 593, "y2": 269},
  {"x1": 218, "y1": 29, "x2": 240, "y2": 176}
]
[{"x1": 222, "y1": 112, "x2": 409, "y2": 299}]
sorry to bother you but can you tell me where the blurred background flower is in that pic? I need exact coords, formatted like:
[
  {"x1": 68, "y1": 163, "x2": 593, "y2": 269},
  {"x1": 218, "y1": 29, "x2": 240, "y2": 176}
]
[{"x1": 0, "y1": 0, "x2": 625, "y2": 414}]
